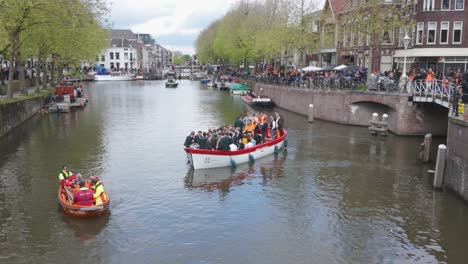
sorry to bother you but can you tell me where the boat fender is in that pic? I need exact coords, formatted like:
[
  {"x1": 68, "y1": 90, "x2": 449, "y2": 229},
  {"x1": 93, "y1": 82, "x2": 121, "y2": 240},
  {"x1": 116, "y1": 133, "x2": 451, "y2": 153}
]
[
  {"x1": 284, "y1": 139, "x2": 288, "y2": 148},
  {"x1": 249, "y1": 154, "x2": 255, "y2": 164},
  {"x1": 274, "y1": 145, "x2": 279, "y2": 154},
  {"x1": 230, "y1": 158, "x2": 237, "y2": 168}
]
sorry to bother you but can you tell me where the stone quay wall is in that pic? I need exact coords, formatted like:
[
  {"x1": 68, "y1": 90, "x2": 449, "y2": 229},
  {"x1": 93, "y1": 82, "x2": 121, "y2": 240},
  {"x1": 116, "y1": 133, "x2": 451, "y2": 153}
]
[
  {"x1": 446, "y1": 117, "x2": 468, "y2": 201},
  {"x1": 251, "y1": 83, "x2": 448, "y2": 136},
  {"x1": 0, "y1": 95, "x2": 47, "y2": 138}
]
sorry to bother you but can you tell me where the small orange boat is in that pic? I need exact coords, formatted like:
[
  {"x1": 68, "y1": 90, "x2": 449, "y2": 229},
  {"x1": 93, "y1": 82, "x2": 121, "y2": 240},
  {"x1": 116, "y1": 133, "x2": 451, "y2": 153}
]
[{"x1": 58, "y1": 180, "x2": 110, "y2": 217}]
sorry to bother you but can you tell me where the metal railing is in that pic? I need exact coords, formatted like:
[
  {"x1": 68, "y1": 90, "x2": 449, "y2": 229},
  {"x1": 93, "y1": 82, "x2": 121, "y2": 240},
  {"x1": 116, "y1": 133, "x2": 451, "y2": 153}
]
[{"x1": 407, "y1": 79, "x2": 458, "y2": 108}]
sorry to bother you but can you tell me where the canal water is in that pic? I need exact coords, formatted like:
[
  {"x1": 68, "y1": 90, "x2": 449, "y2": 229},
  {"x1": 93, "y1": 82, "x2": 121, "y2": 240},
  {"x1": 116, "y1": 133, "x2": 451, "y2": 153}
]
[{"x1": 1, "y1": 80, "x2": 467, "y2": 264}]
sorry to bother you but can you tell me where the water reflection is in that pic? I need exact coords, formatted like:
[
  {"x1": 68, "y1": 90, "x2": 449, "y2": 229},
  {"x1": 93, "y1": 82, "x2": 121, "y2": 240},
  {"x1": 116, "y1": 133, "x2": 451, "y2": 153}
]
[{"x1": 61, "y1": 213, "x2": 109, "y2": 242}]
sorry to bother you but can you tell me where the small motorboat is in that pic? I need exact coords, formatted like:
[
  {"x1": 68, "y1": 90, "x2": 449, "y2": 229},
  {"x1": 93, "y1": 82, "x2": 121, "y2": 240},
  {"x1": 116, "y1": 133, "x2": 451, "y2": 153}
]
[
  {"x1": 58, "y1": 179, "x2": 110, "y2": 217},
  {"x1": 207, "y1": 80, "x2": 217, "y2": 88},
  {"x1": 241, "y1": 93, "x2": 274, "y2": 106},
  {"x1": 228, "y1": 83, "x2": 250, "y2": 95},
  {"x1": 133, "y1": 75, "x2": 144, "y2": 80},
  {"x1": 165, "y1": 79, "x2": 178, "y2": 88},
  {"x1": 218, "y1": 81, "x2": 229, "y2": 91},
  {"x1": 185, "y1": 130, "x2": 287, "y2": 169}
]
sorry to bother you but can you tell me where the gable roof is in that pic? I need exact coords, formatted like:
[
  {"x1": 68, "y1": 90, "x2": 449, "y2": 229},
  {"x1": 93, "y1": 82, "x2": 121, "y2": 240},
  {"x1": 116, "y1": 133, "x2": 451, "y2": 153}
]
[
  {"x1": 328, "y1": 0, "x2": 349, "y2": 18},
  {"x1": 111, "y1": 29, "x2": 136, "y2": 40}
]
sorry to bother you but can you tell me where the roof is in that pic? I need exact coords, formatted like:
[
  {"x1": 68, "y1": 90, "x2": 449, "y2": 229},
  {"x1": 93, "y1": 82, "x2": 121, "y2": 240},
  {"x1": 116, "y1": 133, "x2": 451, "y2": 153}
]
[
  {"x1": 110, "y1": 38, "x2": 130, "y2": 48},
  {"x1": 329, "y1": 0, "x2": 349, "y2": 18},
  {"x1": 228, "y1": 83, "x2": 250, "y2": 91},
  {"x1": 111, "y1": 29, "x2": 136, "y2": 40}
]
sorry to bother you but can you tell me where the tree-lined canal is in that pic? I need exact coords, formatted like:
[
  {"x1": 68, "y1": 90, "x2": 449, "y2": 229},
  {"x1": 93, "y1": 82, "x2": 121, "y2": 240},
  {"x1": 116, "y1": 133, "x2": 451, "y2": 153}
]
[{"x1": 1, "y1": 80, "x2": 468, "y2": 264}]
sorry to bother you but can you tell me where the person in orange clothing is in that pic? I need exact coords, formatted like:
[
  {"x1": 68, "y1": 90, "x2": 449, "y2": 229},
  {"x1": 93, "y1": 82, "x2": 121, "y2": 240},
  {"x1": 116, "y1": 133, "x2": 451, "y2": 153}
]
[{"x1": 243, "y1": 119, "x2": 256, "y2": 134}]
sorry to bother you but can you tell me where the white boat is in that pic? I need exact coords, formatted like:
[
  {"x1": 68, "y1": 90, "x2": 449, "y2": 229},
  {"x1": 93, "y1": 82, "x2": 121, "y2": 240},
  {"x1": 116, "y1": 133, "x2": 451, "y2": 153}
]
[
  {"x1": 207, "y1": 80, "x2": 217, "y2": 88},
  {"x1": 241, "y1": 93, "x2": 274, "y2": 106},
  {"x1": 165, "y1": 79, "x2": 178, "y2": 88},
  {"x1": 185, "y1": 130, "x2": 287, "y2": 169},
  {"x1": 92, "y1": 72, "x2": 134, "y2": 81}
]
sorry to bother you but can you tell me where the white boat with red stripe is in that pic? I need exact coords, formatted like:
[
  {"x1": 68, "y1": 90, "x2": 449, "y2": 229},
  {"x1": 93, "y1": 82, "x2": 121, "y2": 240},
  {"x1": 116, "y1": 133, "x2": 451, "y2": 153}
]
[{"x1": 185, "y1": 130, "x2": 287, "y2": 169}]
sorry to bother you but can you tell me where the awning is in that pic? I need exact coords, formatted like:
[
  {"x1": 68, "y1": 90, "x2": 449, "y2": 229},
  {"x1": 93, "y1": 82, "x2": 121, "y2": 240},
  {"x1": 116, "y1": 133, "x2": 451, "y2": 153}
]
[
  {"x1": 302, "y1": 66, "x2": 322, "y2": 72},
  {"x1": 333, "y1": 64, "x2": 347, "y2": 70},
  {"x1": 394, "y1": 48, "x2": 468, "y2": 58}
]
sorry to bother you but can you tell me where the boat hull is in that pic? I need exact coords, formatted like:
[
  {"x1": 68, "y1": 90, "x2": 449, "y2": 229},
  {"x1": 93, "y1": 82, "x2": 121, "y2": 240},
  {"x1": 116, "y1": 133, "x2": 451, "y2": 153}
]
[
  {"x1": 165, "y1": 82, "x2": 178, "y2": 88},
  {"x1": 185, "y1": 130, "x2": 286, "y2": 169},
  {"x1": 58, "y1": 183, "x2": 110, "y2": 218},
  {"x1": 94, "y1": 75, "x2": 134, "y2": 81},
  {"x1": 241, "y1": 96, "x2": 274, "y2": 106},
  {"x1": 230, "y1": 90, "x2": 250, "y2": 95}
]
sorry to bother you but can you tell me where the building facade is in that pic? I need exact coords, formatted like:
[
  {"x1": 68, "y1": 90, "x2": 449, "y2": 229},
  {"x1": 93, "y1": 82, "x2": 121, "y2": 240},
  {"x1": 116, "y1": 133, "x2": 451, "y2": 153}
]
[{"x1": 394, "y1": 0, "x2": 468, "y2": 73}]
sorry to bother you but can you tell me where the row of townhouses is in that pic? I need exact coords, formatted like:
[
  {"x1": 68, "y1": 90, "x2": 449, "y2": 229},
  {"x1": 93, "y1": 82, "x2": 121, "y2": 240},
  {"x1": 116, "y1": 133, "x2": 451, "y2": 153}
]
[
  {"x1": 293, "y1": 0, "x2": 468, "y2": 74},
  {"x1": 96, "y1": 29, "x2": 173, "y2": 73}
]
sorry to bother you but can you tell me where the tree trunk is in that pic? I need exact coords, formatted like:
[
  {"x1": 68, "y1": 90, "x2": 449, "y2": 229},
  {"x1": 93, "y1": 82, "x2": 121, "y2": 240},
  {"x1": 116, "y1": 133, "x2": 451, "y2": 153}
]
[
  {"x1": 0, "y1": 57, "x2": 4, "y2": 86},
  {"x1": 42, "y1": 59, "x2": 48, "y2": 89},
  {"x1": 35, "y1": 57, "x2": 41, "y2": 93},
  {"x1": 7, "y1": 48, "x2": 16, "y2": 98},
  {"x1": 50, "y1": 60, "x2": 55, "y2": 87},
  {"x1": 57, "y1": 64, "x2": 64, "y2": 84},
  {"x1": 17, "y1": 51, "x2": 27, "y2": 95}
]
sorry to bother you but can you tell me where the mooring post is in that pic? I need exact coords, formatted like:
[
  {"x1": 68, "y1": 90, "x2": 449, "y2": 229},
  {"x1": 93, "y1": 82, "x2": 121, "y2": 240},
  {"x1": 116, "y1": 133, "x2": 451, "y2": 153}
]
[
  {"x1": 381, "y1": 113, "x2": 389, "y2": 136},
  {"x1": 433, "y1": 144, "x2": 447, "y2": 189},
  {"x1": 422, "y1": 134, "x2": 432, "y2": 163},
  {"x1": 308, "y1": 104, "x2": 314, "y2": 123},
  {"x1": 369, "y1": 113, "x2": 379, "y2": 135}
]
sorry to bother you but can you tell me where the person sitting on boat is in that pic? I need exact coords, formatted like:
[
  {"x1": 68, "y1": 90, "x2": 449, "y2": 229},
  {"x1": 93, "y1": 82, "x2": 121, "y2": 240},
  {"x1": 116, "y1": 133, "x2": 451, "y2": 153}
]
[
  {"x1": 234, "y1": 115, "x2": 245, "y2": 132},
  {"x1": 194, "y1": 131, "x2": 203, "y2": 144},
  {"x1": 90, "y1": 176, "x2": 106, "y2": 206},
  {"x1": 184, "y1": 131, "x2": 195, "y2": 148},
  {"x1": 58, "y1": 166, "x2": 77, "y2": 186},
  {"x1": 243, "y1": 120, "x2": 255, "y2": 134},
  {"x1": 73, "y1": 180, "x2": 94, "y2": 206},
  {"x1": 245, "y1": 138, "x2": 255, "y2": 149}
]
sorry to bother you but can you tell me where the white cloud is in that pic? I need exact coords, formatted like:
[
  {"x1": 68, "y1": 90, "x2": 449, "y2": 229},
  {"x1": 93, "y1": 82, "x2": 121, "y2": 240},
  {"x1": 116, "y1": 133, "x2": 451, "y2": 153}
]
[{"x1": 110, "y1": 0, "x2": 235, "y2": 54}]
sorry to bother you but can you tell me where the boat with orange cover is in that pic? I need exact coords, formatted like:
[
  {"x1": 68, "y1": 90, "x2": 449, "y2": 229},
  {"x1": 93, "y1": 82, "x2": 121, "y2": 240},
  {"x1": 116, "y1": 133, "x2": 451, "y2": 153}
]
[{"x1": 58, "y1": 180, "x2": 110, "y2": 217}]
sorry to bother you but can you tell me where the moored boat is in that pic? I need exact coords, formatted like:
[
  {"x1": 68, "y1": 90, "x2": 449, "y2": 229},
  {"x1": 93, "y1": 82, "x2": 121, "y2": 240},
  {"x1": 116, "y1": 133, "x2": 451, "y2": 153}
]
[
  {"x1": 228, "y1": 83, "x2": 250, "y2": 95},
  {"x1": 241, "y1": 93, "x2": 274, "y2": 106},
  {"x1": 58, "y1": 180, "x2": 110, "y2": 217},
  {"x1": 93, "y1": 71, "x2": 134, "y2": 81},
  {"x1": 185, "y1": 130, "x2": 287, "y2": 169},
  {"x1": 165, "y1": 79, "x2": 178, "y2": 88},
  {"x1": 218, "y1": 81, "x2": 229, "y2": 90}
]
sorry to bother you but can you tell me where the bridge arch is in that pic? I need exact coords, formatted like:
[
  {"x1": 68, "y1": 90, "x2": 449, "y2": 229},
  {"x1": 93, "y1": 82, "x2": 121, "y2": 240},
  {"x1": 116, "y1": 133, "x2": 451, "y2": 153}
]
[{"x1": 347, "y1": 101, "x2": 397, "y2": 127}]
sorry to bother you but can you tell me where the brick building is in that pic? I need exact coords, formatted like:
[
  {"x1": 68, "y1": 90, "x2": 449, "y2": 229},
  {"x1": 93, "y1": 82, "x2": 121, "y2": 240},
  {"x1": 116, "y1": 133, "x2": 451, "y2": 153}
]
[{"x1": 394, "y1": 0, "x2": 468, "y2": 73}]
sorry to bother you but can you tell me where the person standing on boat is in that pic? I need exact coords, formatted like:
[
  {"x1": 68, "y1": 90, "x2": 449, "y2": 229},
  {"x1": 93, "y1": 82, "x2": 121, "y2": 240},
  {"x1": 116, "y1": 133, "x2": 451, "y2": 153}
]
[
  {"x1": 184, "y1": 131, "x2": 195, "y2": 148},
  {"x1": 234, "y1": 114, "x2": 245, "y2": 132},
  {"x1": 275, "y1": 112, "x2": 284, "y2": 136},
  {"x1": 73, "y1": 181, "x2": 94, "y2": 206},
  {"x1": 58, "y1": 166, "x2": 76, "y2": 186},
  {"x1": 270, "y1": 115, "x2": 277, "y2": 140},
  {"x1": 90, "y1": 176, "x2": 106, "y2": 206}
]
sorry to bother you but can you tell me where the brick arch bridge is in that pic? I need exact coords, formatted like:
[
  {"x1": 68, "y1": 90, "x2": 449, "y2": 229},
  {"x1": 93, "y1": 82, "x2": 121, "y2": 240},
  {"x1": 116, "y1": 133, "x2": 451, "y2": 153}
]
[{"x1": 253, "y1": 84, "x2": 448, "y2": 136}]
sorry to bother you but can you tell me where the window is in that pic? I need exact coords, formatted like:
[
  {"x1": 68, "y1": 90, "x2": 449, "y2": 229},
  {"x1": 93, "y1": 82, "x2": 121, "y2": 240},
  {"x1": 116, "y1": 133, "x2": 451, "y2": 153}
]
[
  {"x1": 101, "y1": 55, "x2": 105, "y2": 62},
  {"x1": 109, "y1": 52, "x2": 114, "y2": 60},
  {"x1": 453, "y1": 22, "x2": 462, "y2": 44},
  {"x1": 427, "y1": 22, "x2": 436, "y2": 44},
  {"x1": 423, "y1": 0, "x2": 435, "y2": 10},
  {"x1": 440, "y1": 22, "x2": 449, "y2": 44},
  {"x1": 130, "y1": 53, "x2": 133, "y2": 61},
  {"x1": 455, "y1": 0, "x2": 464, "y2": 9},
  {"x1": 115, "y1": 52, "x2": 120, "y2": 60},
  {"x1": 417, "y1": 22, "x2": 424, "y2": 44},
  {"x1": 441, "y1": 0, "x2": 450, "y2": 10},
  {"x1": 124, "y1": 53, "x2": 128, "y2": 60}
]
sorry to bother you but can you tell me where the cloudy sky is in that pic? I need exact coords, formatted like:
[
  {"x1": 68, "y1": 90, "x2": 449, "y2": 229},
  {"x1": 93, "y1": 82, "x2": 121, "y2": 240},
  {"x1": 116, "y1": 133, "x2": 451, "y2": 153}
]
[{"x1": 110, "y1": 0, "x2": 236, "y2": 55}]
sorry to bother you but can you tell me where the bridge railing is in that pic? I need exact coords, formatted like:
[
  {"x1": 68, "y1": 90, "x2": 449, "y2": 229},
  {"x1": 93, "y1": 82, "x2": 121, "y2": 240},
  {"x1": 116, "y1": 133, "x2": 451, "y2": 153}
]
[{"x1": 407, "y1": 79, "x2": 459, "y2": 108}]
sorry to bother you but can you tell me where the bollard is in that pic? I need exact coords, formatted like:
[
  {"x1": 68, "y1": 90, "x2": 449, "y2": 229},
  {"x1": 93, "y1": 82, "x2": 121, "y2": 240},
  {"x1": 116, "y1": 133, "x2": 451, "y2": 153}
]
[
  {"x1": 433, "y1": 144, "x2": 447, "y2": 189},
  {"x1": 381, "y1": 113, "x2": 389, "y2": 136},
  {"x1": 422, "y1": 134, "x2": 432, "y2": 163},
  {"x1": 308, "y1": 104, "x2": 314, "y2": 123},
  {"x1": 369, "y1": 113, "x2": 379, "y2": 135}
]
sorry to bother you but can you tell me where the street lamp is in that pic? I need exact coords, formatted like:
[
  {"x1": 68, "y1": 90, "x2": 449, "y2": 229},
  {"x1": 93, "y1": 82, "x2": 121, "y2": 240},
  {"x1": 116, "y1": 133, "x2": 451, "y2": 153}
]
[{"x1": 402, "y1": 34, "x2": 411, "y2": 78}]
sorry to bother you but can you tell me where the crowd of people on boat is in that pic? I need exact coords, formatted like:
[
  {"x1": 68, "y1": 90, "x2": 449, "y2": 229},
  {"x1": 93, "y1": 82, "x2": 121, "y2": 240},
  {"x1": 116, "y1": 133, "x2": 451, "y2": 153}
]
[
  {"x1": 184, "y1": 111, "x2": 284, "y2": 151},
  {"x1": 58, "y1": 166, "x2": 106, "y2": 206}
]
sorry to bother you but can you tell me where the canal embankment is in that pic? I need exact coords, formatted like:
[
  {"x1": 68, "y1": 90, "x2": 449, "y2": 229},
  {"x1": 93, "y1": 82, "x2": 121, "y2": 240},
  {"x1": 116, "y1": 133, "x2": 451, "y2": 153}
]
[
  {"x1": 249, "y1": 82, "x2": 448, "y2": 136},
  {"x1": 0, "y1": 89, "x2": 51, "y2": 138},
  {"x1": 446, "y1": 116, "x2": 468, "y2": 201}
]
